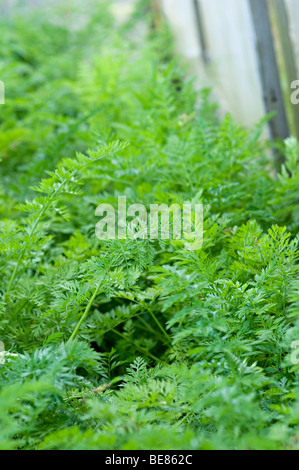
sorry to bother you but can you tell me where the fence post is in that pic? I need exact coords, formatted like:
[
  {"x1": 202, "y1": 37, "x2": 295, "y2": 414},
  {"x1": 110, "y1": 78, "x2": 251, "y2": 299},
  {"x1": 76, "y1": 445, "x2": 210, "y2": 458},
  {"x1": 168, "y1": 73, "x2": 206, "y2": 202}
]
[
  {"x1": 270, "y1": 0, "x2": 299, "y2": 139},
  {"x1": 248, "y1": 0, "x2": 289, "y2": 146},
  {"x1": 0, "y1": 81, "x2": 4, "y2": 105},
  {"x1": 193, "y1": 0, "x2": 210, "y2": 64}
]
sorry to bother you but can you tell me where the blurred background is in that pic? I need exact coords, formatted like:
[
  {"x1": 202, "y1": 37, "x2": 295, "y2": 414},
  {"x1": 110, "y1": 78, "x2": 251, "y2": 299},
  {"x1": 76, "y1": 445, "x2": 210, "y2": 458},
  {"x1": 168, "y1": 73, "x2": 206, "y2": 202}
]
[{"x1": 1, "y1": 0, "x2": 299, "y2": 141}]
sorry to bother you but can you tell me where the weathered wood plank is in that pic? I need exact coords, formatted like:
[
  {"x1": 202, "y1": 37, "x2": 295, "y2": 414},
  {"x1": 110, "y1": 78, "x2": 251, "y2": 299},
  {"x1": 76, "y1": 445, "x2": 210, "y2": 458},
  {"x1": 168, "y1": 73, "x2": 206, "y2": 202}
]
[
  {"x1": 269, "y1": 0, "x2": 299, "y2": 138},
  {"x1": 249, "y1": 0, "x2": 289, "y2": 142}
]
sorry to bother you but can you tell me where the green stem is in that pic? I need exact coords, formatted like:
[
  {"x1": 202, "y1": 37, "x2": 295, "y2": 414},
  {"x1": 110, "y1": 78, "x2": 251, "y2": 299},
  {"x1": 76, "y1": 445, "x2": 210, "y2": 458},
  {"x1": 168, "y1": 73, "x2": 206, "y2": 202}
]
[{"x1": 67, "y1": 282, "x2": 102, "y2": 345}]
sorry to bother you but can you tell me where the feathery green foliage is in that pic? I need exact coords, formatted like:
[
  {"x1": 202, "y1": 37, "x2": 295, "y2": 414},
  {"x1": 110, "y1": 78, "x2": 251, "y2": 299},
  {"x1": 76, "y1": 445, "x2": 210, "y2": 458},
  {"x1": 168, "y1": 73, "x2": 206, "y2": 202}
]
[{"x1": 0, "y1": 0, "x2": 299, "y2": 450}]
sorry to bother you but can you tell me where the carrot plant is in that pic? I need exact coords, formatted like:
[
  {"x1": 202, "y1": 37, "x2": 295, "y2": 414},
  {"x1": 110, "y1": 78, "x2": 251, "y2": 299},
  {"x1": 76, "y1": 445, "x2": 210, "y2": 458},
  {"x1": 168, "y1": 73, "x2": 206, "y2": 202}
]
[{"x1": 0, "y1": 0, "x2": 299, "y2": 450}]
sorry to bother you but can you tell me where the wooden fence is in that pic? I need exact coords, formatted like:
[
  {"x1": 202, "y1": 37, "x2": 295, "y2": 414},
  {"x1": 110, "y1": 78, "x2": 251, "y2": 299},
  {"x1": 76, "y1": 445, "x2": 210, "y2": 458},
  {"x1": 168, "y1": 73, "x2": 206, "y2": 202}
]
[
  {"x1": 2, "y1": 0, "x2": 299, "y2": 139},
  {"x1": 160, "y1": 0, "x2": 299, "y2": 140}
]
